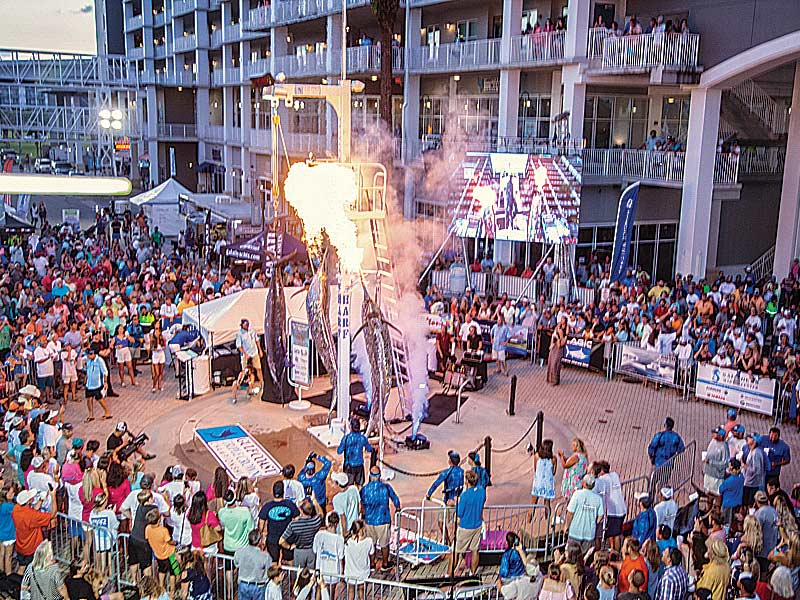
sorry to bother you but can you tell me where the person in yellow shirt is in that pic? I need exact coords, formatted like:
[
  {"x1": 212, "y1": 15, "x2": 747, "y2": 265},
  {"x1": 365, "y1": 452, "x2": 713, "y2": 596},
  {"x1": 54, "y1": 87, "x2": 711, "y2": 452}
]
[
  {"x1": 144, "y1": 509, "x2": 178, "y2": 588},
  {"x1": 696, "y1": 538, "x2": 731, "y2": 600},
  {"x1": 648, "y1": 280, "x2": 670, "y2": 300},
  {"x1": 176, "y1": 294, "x2": 196, "y2": 317}
]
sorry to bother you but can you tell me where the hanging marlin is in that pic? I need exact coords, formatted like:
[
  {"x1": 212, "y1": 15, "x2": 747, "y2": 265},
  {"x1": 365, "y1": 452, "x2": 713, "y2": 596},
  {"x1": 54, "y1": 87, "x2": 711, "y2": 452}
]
[
  {"x1": 353, "y1": 278, "x2": 395, "y2": 437},
  {"x1": 264, "y1": 251, "x2": 294, "y2": 404},
  {"x1": 304, "y1": 249, "x2": 338, "y2": 419}
]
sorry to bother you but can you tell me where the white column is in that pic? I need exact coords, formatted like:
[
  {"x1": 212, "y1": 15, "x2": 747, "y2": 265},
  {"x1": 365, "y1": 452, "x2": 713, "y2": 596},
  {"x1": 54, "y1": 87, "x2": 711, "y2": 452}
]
[
  {"x1": 500, "y1": 0, "x2": 523, "y2": 63},
  {"x1": 561, "y1": 65, "x2": 585, "y2": 144},
  {"x1": 707, "y1": 198, "x2": 722, "y2": 270},
  {"x1": 647, "y1": 93, "x2": 663, "y2": 137},
  {"x1": 498, "y1": 70, "x2": 521, "y2": 140},
  {"x1": 197, "y1": 87, "x2": 210, "y2": 160},
  {"x1": 675, "y1": 87, "x2": 721, "y2": 278},
  {"x1": 326, "y1": 13, "x2": 343, "y2": 76},
  {"x1": 402, "y1": 6, "x2": 422, "y2": 166},
  {"x1": 564, "y1": 0, "x2": 590, "y2": 60},
  {"x1": 550, "y1": 69, "x2": 562, "y2": 116},
  {"x1": 773, "y1": 62, "x2": 800, "y2": 280}
]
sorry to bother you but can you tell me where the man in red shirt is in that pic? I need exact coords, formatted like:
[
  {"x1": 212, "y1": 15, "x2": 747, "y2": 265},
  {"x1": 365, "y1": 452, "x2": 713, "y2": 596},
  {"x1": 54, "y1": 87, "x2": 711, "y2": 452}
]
[{"x1": 12, "y1": 488, "x2": 56, "y2": 574}]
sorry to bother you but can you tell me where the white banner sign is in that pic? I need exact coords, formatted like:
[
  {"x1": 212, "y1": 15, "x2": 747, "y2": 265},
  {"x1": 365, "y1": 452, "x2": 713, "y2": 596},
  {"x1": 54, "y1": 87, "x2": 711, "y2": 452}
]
[
  {"x1": 696, "y1": 364, "x2": 776, "y2": 416},
  {"x1": 195, "y1": 424, "x2": 282, "y2": 480},
  {"x1": 289, "y1": 318, "x2": 311, "y2": 387},
  {"x1": 62, "y1": 208, "x2": 80, "y2": 227}
]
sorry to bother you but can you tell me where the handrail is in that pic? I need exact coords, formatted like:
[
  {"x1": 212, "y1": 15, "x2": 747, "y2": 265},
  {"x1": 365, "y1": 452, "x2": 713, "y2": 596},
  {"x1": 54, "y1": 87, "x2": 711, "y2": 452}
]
[
  {"x1": 730, "y1": 79, "x2": 789, "y2": 136},
  {"x1": 600, "y1": 32, "x2": 700, "y2": 70},
  {"x1": 409, "y1": 38, "x2": 502, "y2": 73},
  {"x1": 749, "y1": 244, "x2": 776, "y2": 283}
]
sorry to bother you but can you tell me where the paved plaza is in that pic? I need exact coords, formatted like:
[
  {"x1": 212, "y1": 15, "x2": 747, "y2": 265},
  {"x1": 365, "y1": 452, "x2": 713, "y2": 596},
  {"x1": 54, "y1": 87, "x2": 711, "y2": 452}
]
[{"x1": 66, "y1": 355, "x2": 799, "y2": 507}]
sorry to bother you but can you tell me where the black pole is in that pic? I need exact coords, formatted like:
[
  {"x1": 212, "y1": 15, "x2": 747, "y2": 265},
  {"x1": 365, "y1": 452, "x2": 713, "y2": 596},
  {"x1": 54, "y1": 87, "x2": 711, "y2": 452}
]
[
  {"x1": 508, "y1": 375, "x2": 517, "y2": 416},
  {"x1": 484, "y1": 436, "x2": 492, "y2": 481},
  {"x1": 535, "y1": 410, "x2": 544, "y2": 451}
]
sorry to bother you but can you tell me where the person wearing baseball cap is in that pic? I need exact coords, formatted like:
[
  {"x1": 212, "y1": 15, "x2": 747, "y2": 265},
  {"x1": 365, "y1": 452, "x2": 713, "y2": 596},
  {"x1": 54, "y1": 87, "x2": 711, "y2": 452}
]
[
  {"x1": 565, "y1": 473, "x2": 604, "y2": 554},
  {"x1": 329, "y1": 472, "x2": 358, "y2": 536},
  {"x1": 38, "y1": 410, "x2": 61, "y2": 456},
  {"x1": 631, "y1": 493, "x2": 656, "y2": 545},
  {"x1": 12, "y1": 486, "x2": 57, "y2": 570},
  {"x1": 703, "y1": 426, "x2": 730, "y2": 505},
  {"x1": 743, "y1": 433, "x2": 766, "y2": 507},
  {"x1": 55, "y1": 423, "x2": 74, "y2": 466},
  {"x1": 655, "y1": 487, "x2": 677, "y2": 531},
  {"x1": 727, "y1": 423, "x2": 746, "y2": 460},
  {"x1": 648, "y1": 417, "x2": 685, "y2": 467},
  {"x1": 723, "y1": 408, "x2": 739, "y2": 435}
]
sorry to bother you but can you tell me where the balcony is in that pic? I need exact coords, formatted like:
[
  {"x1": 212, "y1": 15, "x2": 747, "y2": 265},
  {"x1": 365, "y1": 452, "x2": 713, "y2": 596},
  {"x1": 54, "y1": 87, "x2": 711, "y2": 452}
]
[
  {"x1": 409, "y1": 39, "x2": 501, "y2": 74},
  {"x1": 157, "y1": 123, "x2": 198, "y2": 138},
  {"x1": 274, "y1": 52, "x2": 328, "y2": 78},
  {"x1": 172, "y1": 0, "x2": 196, "y2": 16},
  {"x1": 210, "y1": 29, "x2": 223, "y2": 47},
  {"x1": 224, "y1": 23, "x2": 242, "y2": 42},
  {"x1": 154, "y1": 44, "x2": 168, "y2": 59},
  {"x1": 154, "y1": 10, "x2": 167, "y2": 27},
  {"x1": 246, "y1": 57, "x2": 271, "y2": 77},
  {"x1": 250, "y1": 128, "x2": 271, "y2": 149},
  {"x1": 508, "y1": 31, "x2": 566, "y2": 66},
  {"x1": 582, "y1": 149, "x2": 739, "y2": 186},
  {"x1": 738, "y1": 147, "x2": 785, "y2": 175},
  {"x1": 205, "y1": 125, "x2": 225, "y2": 142},
  {"x1": 346, "y1": 45, "x2": 403, "y2": 74},
  {"x1": 284, "y1": 132, "x2": 331, "y2": 155},
  {"x1": 247, "y1": 5, "x2": 271, "y2": 30},
  {"x1": 588, "y1": 31, "x2": 700, "y2": 72},
  {"x1": 272, "y1": 0, "x2": 337, "y2": 25},
  {"x1": 212, "y1": 70, "x2": 224, "y2": 86},
  {"x1": 129, "y1": 46, "x2": 146, "y2": 60},
  {"x1": 229, "y1": 126, "x2": 242, "y2": 142},
  {"x1": 227, "y1": 67, "x2": 242, "y2": 85},
  {"x1": 126, "y1": 14, "x2": 144, "y2": 31},
  {"x1": 174, "y1": 34, "x2": 197, "y2": 53}
]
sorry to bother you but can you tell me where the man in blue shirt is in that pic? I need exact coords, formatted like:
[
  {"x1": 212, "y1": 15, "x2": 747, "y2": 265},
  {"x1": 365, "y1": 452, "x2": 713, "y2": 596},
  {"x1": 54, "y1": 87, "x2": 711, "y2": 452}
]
[
  {"x1": 337, "y1": 418, "x2": 374, "y2": 486},
  {"x1": 631, "y1": 493, "x2": 657, "y2": 545},
  {"x1": 298, "y1": 453, "x2": 332, "y2": 512},
  {"x1": 84, "y1": 347, "x2": 112, "y2": 421},
  {"x1": 427, "y1": 451, "x2": 464, "y2": 504},
  {"x1": 647, "y1": 417, "x2": 685, "y2": 467},
  {"x1": 762, "y1": 427, "x2": 791, "y2": 483},
  {"x1": 453, "y1": 470, "x2": 486, "y2": 575},
  {"x1": 467, "y1": 451, "x2": 491, "y2": 489},
  {"x1": 360, "y1": 466, "x2": 400, "y2": 571}
]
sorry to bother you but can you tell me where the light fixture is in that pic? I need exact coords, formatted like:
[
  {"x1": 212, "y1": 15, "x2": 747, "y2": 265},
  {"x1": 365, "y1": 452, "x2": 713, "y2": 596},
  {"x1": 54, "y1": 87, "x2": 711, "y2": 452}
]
[
  {"x1": 321, "y1": 78, "x2": 328, "y2": 84},
  {"x1": 100, "y1": 118, "x2": 111, "y2": 129},
  {"x1": 177, "y1": 86, "x2": 183, "y2": 91},
  {"x1": 111, "y1": 109, "x2": 123, "y2": 120},
  {"x1": 632, "y1": 106, "x2": 637, "y2": 113},
  {"x1": 99, "y1": 109, "x2": 111, "y2": 120},
  {"x1": 111, "y1": 120, "x2": 123, "y2": 130},
  {"x1": 370, "y1": 75, "x2": 378, "y2": 81},
  {"x1": 446, "y1": 22, "x2": 454, "y2": 29},
  {"x1": 453, "y1": 75, "x2": 460, "y2": 81},
  {"x1": 213, "y1": 101, "x2": 218, "y2": 108},
  {"x1": 189, "y1": 162, "x2": 193, "y2": 168},
  {"x1": 526, "y1": 100, "x2": 531, "y2": 108},
  {"x1": 667, "y1": 97, "x2": 675, "y2": 104},
  {"x1": 286, "y1": 34, "x2": 292, "y2": 43}
]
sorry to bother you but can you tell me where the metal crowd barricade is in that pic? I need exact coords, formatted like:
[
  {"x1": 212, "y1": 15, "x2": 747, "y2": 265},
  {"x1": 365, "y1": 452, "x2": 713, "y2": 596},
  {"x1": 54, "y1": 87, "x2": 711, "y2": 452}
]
[
  {"x1": 649, "y1": 439, "x2": 697, "y2": 499},
  {"x1": 51, "y1": 513, "x2": 123, "y2": 591},
  {"x1": 549, "y1": 500, "x2": 570, "y2": 553},
  {"x1": 608, "y1": 341, "x2": 688, "y2": 395},
  {"x1": 619, "y1": 475, "x2": 651, "y2": 523}
]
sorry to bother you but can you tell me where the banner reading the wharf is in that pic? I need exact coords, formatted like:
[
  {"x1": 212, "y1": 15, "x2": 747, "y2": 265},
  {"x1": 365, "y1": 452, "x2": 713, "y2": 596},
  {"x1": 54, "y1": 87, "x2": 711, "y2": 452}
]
[
  {"x1": 195, "y1": 424, "x2": 282, "y2": 480},
  {"x1": 617, "y1": 343, "x2": 676, "y2": 385},
  {"x1": 696, "y1": 364, "x2": 776, "y2": 416},
  {"x1": 609, "y1": 181, "x2": 640, "y2": 282}
]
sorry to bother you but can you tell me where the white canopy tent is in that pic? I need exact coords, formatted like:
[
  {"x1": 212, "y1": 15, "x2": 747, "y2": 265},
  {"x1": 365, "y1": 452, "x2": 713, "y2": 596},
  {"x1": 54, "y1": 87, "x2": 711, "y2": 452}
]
[
  {"x1": 181, "y1": 285, "x2": 365, "y2": 347},
  {"x1": 128, "y1": 178, "x2": 192, "y2": 237}
]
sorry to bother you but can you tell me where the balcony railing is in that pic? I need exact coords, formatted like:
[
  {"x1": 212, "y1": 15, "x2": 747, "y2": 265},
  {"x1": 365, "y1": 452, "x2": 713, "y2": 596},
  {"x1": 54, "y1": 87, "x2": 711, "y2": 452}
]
[
  {"x1": 508, "y1": 31, "x2": 566, "y2": 65},
  {"x1": 172, "y1": 0, "x2": 196, "y2": 16},
  {"x1": 246, "y1": 57, "x2": 271, "y2": 77},
  {"x1": 274, "y1": 52, "x2": 328, "y2": 78},
  {"x1": 250, "y1": 128, "x2": 271, "y2": 149},
  {"x1": 154, "y1": 10, "x2": 167, "y2": 26},
  {"x1": 247, "y1": 5, "x2": 271, "y2": 29},
  {"x1": 284, "y1": 132, "x2": 331, "y2": 155},
  {"x1": 174, "y1": 34, "x2": 197, "y2": 53},
  {"x1": 205, "y1": 125, "x2": 225, "y2": 142},
  {"x1": 345, "y1": 45, "x2": 404, "y2": 73},
  {"x1": 224, "y1": 23, "x2": 242, "y2": 42},
  {"x1": 154, "y1": 44, "x2": 168, "y2": 59},
  {"x1": 128, "y1": 46, "x2": 145, "y2": 60},
  {"x1": 409, "y1": 38, "x2": 501, "y2": 73},
  {"x1": 158, "y1": 123, "x2": 197, "y2": 138},
  {"x1": 229, "y1": 126, "x2": 242, "y2": 142},
  {"x1": 211, "y1": 70, "x2": 224, "y2": 86},
  {"x1": 210, "y1": 28, "x2": 223, "y2": 47},
  {"x1": 272, "y1": 0, "x2": 337, "y2": 25},
  {"x1": 591, "y1": 32, "x2": 700, "y2": 71},
  {"x1": 126, "y1": 14, "x2": 144, "y2": 30},
  {"x1": 582, "y1": 148, "x2": 739, "y2": 185},
  {"x1": 738, "y1": 147, "x2": 786, "y2": 174}
]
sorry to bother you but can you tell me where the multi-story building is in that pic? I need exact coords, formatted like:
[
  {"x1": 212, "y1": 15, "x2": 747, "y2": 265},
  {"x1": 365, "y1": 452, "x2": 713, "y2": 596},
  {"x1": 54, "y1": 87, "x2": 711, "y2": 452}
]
[{"x1": 123, "y1": 0, "x2": 800, "y2": 280}]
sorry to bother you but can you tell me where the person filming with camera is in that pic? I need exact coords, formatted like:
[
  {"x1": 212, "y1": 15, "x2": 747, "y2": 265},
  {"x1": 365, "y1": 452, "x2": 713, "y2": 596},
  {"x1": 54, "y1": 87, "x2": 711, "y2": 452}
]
[
  {"x1": 107, "y1": 421, "x2": 156, "y2": 462},
  {"x1": 298, "y1": 452, "x2": 332, "y2": 515}
]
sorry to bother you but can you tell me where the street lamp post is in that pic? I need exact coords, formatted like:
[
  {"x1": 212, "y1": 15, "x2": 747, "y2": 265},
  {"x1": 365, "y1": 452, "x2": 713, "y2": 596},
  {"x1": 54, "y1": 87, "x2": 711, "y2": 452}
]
[{"x1": 99, "y1": 108, "x2": 123, "y2": 176}]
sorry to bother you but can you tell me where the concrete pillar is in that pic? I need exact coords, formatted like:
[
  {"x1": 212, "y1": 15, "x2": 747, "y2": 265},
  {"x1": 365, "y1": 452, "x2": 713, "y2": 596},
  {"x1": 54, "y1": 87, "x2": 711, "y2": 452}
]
[
  {"x1": 326, "y1": 13, "x2": 343, "y2": 77},
  {"x1": 773, "y1": 62, "x2": 800, "y2": 280},
  {"x1": 402, "y1": 74, "x2": 420, "y2": 164},
  {"x1": 448, "y1": 77, "x2": 459, "y2": 118},
  {"x1": 675, "y1": 87, "x2": 721, "y2": 278},
  {"x1": 647, "y1": 92, "x2": 663, "y2": 137},
  {"x1": 223, "y1": 86, "x2": 235, "y2": 191},
  {"x1": 707, "y1": 198, "x2": 722, "y2": 270},
  {"x1": 561, "y1": 65, "x2": 585, "y2": 144},
  {"x1": 564, "y1": 0, "x2": 590, "y2": 60},
  {"x1": 498, "y1": 70, "x2": 521, "y2": 140},
  {"x1": 500, "y1": 0, "x2": 523, "y2": 63},
  {"x1": 271, "y1": 26, "x2": 288, "y2": 76},
  {"x1": 550, "y1": 69, "x2": 562, "y2": 116}
]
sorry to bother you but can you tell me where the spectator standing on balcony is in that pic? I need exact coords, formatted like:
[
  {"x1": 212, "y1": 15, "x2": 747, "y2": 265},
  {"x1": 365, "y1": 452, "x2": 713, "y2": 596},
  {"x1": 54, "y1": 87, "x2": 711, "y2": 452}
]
[
  {"x1": 625, "y1": 17, "x2": 643, "y2": 35},
  {"x1": 642, "y1": 130, "x2": 664, "y2": 152}
]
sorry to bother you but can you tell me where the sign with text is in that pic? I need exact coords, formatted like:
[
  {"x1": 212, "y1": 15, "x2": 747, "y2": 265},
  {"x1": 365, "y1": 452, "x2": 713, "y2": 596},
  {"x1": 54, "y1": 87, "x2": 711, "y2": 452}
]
[
  {"x1": 289, "y1": 318, "x2": 311, "y2": 387},
  {"x1": 563, "y1": 337, "x2": 592, "y2": 368},
  {"x1": 62, "y1": 208, "x2": 80, "y2": 227},
  {"x1": 618, "y1": 344, "x2": 676, "y2": 385},
  {"x1": 195, "y1": 424, "x2": 282, "y2": 480},
  {"x1": 696, "y1": 364, "x2": 775, "y2": 416}
]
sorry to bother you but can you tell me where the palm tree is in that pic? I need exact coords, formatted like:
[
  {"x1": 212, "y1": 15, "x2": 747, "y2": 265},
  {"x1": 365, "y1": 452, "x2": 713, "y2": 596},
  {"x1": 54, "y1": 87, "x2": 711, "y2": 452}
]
[{"x1": 370, "y1": 0, "x2": 399, "y2": 142}]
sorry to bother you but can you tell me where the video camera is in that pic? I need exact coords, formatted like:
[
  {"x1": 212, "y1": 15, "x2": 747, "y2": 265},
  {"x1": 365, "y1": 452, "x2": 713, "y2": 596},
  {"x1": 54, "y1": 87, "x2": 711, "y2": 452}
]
[{"x1": 118, "y1": 432, "x2": 149, "y2": 462}]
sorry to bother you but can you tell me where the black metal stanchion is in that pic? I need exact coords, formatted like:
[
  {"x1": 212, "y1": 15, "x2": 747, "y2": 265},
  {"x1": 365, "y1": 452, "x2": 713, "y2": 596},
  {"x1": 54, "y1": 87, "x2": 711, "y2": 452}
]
[
  {"x1": 535, "y1": 410, "x2": 544, "y2": 450},
  {"x1": 508, "y1": 375, "x2": 517, "y2": 416}
]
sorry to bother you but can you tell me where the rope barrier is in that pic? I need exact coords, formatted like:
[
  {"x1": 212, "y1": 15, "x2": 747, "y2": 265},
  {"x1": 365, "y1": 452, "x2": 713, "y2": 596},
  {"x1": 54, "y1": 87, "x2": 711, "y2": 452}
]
[
  {"x1": 378, "y1": 441, "x2": 486, "y2": 478},
  {"x1": 493, "y1": 414, "x2": 540, "y2": 454}
]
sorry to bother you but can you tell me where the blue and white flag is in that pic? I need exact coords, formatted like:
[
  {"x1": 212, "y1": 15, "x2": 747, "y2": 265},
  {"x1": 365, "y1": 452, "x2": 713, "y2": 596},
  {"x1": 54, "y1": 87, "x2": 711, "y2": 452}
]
[{"x1": 609, "y1": 181, "x2": 640, "y2": 282}]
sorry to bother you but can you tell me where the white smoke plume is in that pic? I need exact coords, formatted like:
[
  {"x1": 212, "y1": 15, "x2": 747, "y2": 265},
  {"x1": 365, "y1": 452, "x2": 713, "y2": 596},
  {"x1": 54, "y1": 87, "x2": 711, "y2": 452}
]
[{"x1": 351, "y1": 331, "x2": 373, "y2": 408}]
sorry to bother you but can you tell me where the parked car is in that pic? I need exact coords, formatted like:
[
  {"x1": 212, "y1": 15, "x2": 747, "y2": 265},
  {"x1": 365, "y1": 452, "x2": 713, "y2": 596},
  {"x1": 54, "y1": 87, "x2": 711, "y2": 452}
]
[
  {"x1": 34, "y1": 157, "x2": 51, "y2": 173},
  {"x1": 51, "y1": 161, "x2": 72, "y2": 175},
  {"x1": 1, "y1": 149, "x2": 17, "y2": 163}
]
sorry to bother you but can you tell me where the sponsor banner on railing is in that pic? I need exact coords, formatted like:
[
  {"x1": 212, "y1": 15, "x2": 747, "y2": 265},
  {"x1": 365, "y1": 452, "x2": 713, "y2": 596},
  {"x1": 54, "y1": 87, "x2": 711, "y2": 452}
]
[
  {"x1": 618, "y1": 344, "x2": 676, "y2": 385},
  {"x1": 563, "y1": 337, "x2": 592, "y2": 368},
  {"x1": 696, "y1": 364, "x2": 775, "y2": 416},
  {"x1": 537, "y1": 333, "x2": 604, "y2": 370},
  {"x1": 196, "y1": 424, "x2": 282, "y2": 480}
]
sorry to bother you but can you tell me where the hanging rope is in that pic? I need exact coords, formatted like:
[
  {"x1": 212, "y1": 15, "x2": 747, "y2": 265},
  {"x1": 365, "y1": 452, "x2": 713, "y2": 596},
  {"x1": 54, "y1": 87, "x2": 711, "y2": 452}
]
[
  {"x1": 493, "y1": 414, "x2": 540, "y2": 454},
  {"x1": 378, "y1": 441, "x2": 486, "y2": 478}
]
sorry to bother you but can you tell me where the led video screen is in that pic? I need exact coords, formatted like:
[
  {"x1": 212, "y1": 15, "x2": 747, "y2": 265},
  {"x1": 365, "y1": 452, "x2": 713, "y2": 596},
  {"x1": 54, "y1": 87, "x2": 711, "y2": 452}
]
[{"x1": 451, "y1": 153, "x2": 582, "y2": 244}]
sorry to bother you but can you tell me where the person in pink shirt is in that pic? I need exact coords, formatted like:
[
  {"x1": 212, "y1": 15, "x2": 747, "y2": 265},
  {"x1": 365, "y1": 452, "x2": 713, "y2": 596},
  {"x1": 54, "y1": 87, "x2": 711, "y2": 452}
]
[{"x1": 187, "y1": 492, "x2": 221, "y2": 551}]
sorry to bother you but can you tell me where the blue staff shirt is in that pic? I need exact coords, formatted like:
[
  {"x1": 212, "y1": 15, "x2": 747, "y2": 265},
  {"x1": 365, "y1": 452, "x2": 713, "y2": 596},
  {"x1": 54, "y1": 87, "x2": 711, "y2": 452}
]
[
  {"x1": 360, "y1": 480, "x2": 400, "y2": 526},
  {"x1": 457, "y1": 486, "x2": 486, "y2": 530},
  {"x1": 427, "y1": 466, "x2": 464, "y2": 503},
  {"x1": 632, "y1": 507, "x2": 657, "y2": 545},
  {"x1": 499, "y1": 548, "x2": 525, "y2": 580},
  {"x1": 298, "y1": 456, "x2": 332, "y2": 505},
  {"x1": 648, "y1": 430, "x2": 685, "y2": 467},
  {"x1": 337, "y1": 432, "x2": 374, "y2": 467}
]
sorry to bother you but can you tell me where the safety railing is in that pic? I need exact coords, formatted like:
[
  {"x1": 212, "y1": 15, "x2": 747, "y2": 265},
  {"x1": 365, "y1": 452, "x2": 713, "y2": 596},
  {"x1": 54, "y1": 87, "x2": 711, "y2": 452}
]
[
  {"x1": 210, "y1": 28, "x2": 224, "y2": 48},
  {"x1": 409, "y1": 38, "x2": 502, "y2": 73},
  {"x1": 600, "y1": 32, "x2": 700, "y2": 71},
  {"x1": 272, "y1": 0, "x2": 339, "y2": 25},
  {"x1": 509, "y1": 31, "x2": 566, "y2": 65},
  {"x1": 581, "y1": 149, "x2": 740, "y2": 186},
  {"x1": 246, "y1": 57, "x2": 271, "y2": 77},
  {"x1": 126, "y1": 14, "x2": 144, "y2": 31},
  {"x1": 607, "y1": 341, "x2": 692, "y2": 399},
  {"x1": 273, "y1": 51, "x2": 329, "y2": 78},
  {"x1": 749, "y1": 244, "x2": 776, "y2": 283},
  {"x1": 51, "y1": 513, "x2": 123, "y2": 590},
  {"x1": 619, "y1": 474, "x2": 651, "y2": 523},
  {"x1": 247, "y1": 5, "x2": 272, "y2": 29},
  {"x1": 158, "y1": 122, "x2": 198, "y2": 138},
  {"x1": 730, "y1": 79, "x2": 790, "y2": 136},
  {"x1": 649, "y1": 439, "x2": 697, "y2": 498},
  {"x1": 496, "y1": 274, "x2": 540, "y2": 301},
  {"x1": 174, "y1": 34, "x2": 197, "y2": 53},
  {"x1": 173, "y1": 0, "x2": 197, "y2": 16},
  {"x1": 549, "y1": 500, "x2": 570, "y2": 552},
  {"x1": 429, "y1": 269, "x2": 489, "y2": 297},
  {"x1": 739, "y1": 146, "x2": 786, "y2": 174}
]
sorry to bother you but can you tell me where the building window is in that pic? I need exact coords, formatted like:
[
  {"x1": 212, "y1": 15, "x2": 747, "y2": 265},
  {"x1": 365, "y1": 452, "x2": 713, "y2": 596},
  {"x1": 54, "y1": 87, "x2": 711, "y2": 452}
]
[
  {"x1": 420, "y1": 95, "x2": 446, "y2": 138},
  {"x1": 661, "y1": 95, "x2": 690, "y2": 142},
  {"x1": 518, "y1": 94, "x2": 551, "y2": 139},
  {"x1": 457, "y1": 96, "x2": 498, "y2": 138},
  {"x1": 456, "y1": 20, "x2": 478, "y2": 42},
  {"x1": 583, "y1": 95, "x2": 648, "y2": 149}
]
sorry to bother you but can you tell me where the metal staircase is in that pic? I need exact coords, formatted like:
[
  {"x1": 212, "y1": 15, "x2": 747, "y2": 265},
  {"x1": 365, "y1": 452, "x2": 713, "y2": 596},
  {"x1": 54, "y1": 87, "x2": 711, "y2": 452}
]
[{"x1": 729, "y1": 79, "x2": 789, "y2": 137}]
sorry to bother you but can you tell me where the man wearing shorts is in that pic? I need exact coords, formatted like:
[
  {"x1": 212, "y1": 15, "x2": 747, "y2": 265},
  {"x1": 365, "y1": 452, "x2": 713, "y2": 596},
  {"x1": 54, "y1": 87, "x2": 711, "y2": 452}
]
[
  {"x1": 360, "y1": 467, "x2": 400, "y2": 572},
  {"x1": 33, "y1": 335, "x2": 55, "y2": 403},
  {"x1": 490, "y1": 316, "x2": 511, "y2": 376},
  {"x1": 453, "y1": 470, "x2": 486, "y2": 576},
  {"x1": 235, "y1": 319, "x2": 263, "y2": 383},
  {"x1": 84, "y1": 347, "x2": 111, "y2": 422}
]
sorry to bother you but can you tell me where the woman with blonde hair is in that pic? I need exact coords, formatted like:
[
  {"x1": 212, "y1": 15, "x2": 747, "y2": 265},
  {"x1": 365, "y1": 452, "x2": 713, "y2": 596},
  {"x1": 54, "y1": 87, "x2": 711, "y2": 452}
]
[
  {"x1": 773, "y1": 496, "x2": 798, "y2": 538},
  {"x1": 768, "y1": 566, "x2": 795, "y2": 600},
  {"x1": 138, "y1": 574, "x2": 169, "y2": 600},
  {"x1": 732, "y1": 515, "x2": 763, "y2": 560},
  {"x1": 558, "y1": 438, "x2": 588, "y2": 500},
  {"x1": 234, "y1": 476, "x2": 259, "y2": 522},
  {"x1": 21, "y1": 540, "x2": 67, "y2": 600},
  {"x1": 696, "y1": 538, "x2": 730, "y2": 600},
  {"x1": 768, "y1": 530, "x2": 800, "y2": 570}
]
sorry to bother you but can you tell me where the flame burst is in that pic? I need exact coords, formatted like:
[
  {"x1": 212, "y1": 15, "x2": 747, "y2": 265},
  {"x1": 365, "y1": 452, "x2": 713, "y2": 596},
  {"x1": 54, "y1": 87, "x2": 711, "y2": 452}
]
[
  {"x1": 284, "y1": 162, "x2": 363, "y2": 273},
  {"x1": 473, "y1": 185, "x2": 497, "y2": 211}
]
